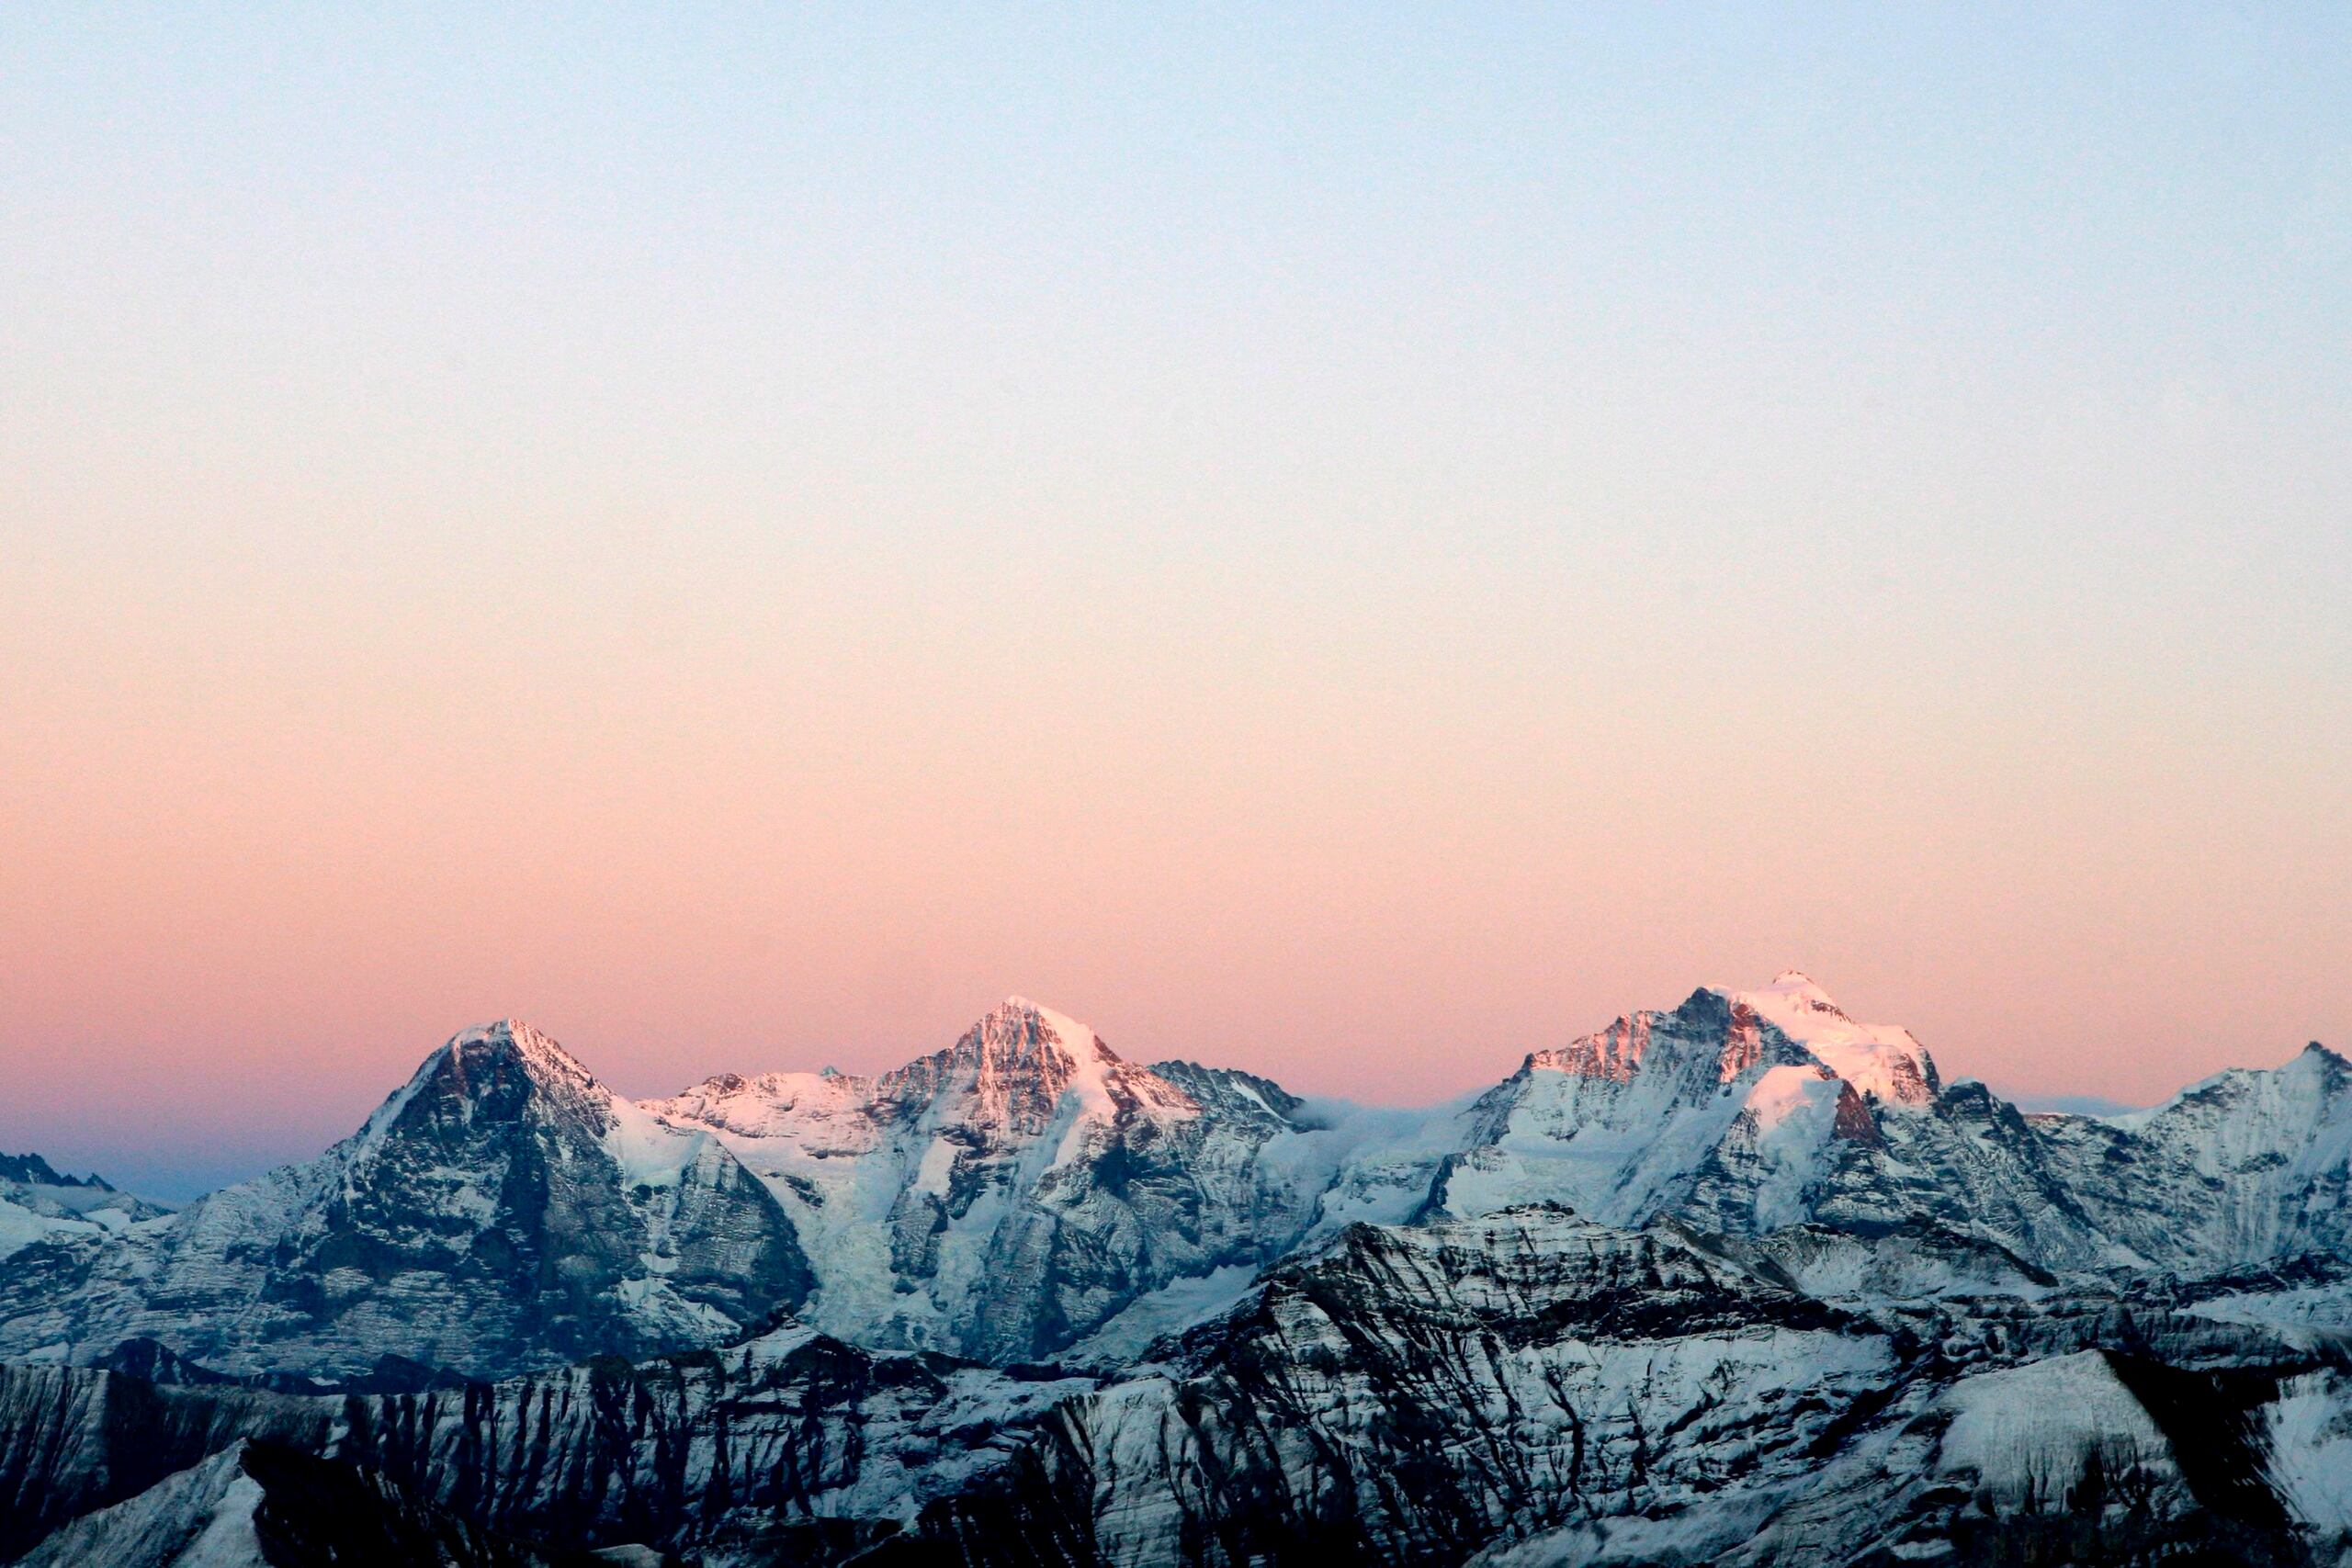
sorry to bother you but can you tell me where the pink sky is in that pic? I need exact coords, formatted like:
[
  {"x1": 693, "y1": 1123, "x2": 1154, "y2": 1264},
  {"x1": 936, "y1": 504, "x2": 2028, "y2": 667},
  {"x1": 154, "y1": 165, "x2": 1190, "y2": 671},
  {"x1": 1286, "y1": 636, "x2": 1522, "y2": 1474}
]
[
  {"x1": 2, "y1": 8, "x2": 2346, "y2": 1195},
  {"x1": 4, "y1": 520, "x2": 2342, "y2": 1195}
]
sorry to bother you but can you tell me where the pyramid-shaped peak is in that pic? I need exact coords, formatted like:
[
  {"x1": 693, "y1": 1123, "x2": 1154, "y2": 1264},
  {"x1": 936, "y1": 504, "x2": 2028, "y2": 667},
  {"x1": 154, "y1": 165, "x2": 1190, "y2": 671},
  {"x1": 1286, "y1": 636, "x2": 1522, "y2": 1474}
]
[
  {"x1": 1730, "y1": 974, "x2": 1939, "y2": 1107},
  {"x1": 436, "y1": 1019, "x2": 602, "y2": 1096},
  {"x1": 861, "y1": 995, "x2": 1158, "y2": 1133},
  {"x1": 451, "y1": 1017, "x2": 575, "y2": 1058},
  {"x1": 969, "y1": 996, "x2": 1109, "y2": 1058},
  {"x1": 345, "y1": 1020, "x2": 610, "y2": 1156}
]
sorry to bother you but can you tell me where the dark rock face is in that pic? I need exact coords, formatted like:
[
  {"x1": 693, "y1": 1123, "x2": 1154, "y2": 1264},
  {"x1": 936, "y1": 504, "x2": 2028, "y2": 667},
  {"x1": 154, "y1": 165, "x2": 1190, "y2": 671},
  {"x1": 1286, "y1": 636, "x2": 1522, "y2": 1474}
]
[
  {"x1": 880, "y1": 1209, "x2": 2352, "y2": 1568},
  {"x1": 0, "y1": 1022, "x2": 812, "y2": 1381},
  {"x1": 648, "y1": 1000, "x2": 1333, "y2": 1365},
  {"x1": 242, "y1": 1440, "x2": 608, "y2": 1568},
  {"x1": 0, "y1": 1363, "x2": 333, "y2": 1560},
  {"x1": 237, "y1": 1021, "x2": 815, "y2": 1373},
  {"x1": 0, "y1": 1156, "x2": 96, "y2": 1190},
  {"x1": 1791, "y1": 1078, "x2": 2124, "y2": 1270},
  {"x1": 17, "y1": 1439, "x2": 606, "y2": 1568},
  {"x1": 0, "y1": 1326, "x2": 1094, "y2": 1566},
  {"x1": 1145, "y1": 1061, "x2": 1306, "y2": 1125},
  {"x1": 338, "y1": 1328, "x2": 1093, "y2": 1563},
  {"x1": 5, "y1": 1205, "x2": 2351, "y2": 1566},
  {"x1": 891, "y1": 1209, "x2": 1903, "y2": 1565}
]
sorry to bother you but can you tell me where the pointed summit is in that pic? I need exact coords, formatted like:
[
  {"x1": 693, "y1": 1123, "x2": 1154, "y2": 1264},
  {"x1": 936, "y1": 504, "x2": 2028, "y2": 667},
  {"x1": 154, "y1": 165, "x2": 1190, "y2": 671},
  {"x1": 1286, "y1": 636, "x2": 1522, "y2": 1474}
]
[
  {"x1": 1755, "y1": 971, "x2": 1846, "y2": 1016},
  {"x1": 345, "y1": 1020, "x2": 622, "y2": 1165},
  {"x1": 859, "y1": 996, "x2": 1205, "y2": 1159},
  {"x1": 971, "y1": 996, "x2": 1106, "y2": 1059},
  {"x1": 920, "y1": 998, "x2": 1125, "y2": 1090},
  {"x1": 1731, "y1": 973, "x2": 1939, "y2": 1106},
  {"x1": 445, "y1": 1019, "x2": 599, "y2": 1088},
  {"x1": 880, "y1": 996, "x2": 1127, "y2": 1130},
  {"x1": 0, "y1": 1153, "x2": 99, "y2": 1190},
  {"x1": 1527, "y1": 987, "x2": 1811, "y2": 1087}
]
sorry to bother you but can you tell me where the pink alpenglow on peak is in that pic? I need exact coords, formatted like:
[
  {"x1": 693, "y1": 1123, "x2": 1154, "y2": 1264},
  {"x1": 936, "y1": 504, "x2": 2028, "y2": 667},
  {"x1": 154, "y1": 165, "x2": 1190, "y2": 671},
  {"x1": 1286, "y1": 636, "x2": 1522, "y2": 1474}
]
[
  {"x1": 445, "y1": 1019, "x2": 602, "y2": 1088},
  {"x1": 1515, "y1": 975, "x2": 1942, "y2": 1113},
  {"x1": 1528, "y1": 992, "x2": 1781, "y2": 1087},
  {"x1": 1530, "y1": 1011, "x2": 1655, "y2": 1082},
  {"x1": 642, "y1": 996, "x2": 1285, "y2": 1360},
  {"x1": 877, "y1": 996, "x2": 1195, "y2": 1139},
  {"x1": 1730, "y1": 972, "x2": 1943, "y2": 1107}
]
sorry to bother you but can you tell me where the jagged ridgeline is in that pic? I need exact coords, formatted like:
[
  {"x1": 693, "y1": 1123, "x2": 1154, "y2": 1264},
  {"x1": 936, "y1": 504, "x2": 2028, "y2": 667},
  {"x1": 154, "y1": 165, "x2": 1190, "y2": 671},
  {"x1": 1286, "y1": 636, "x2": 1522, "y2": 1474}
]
[{"x1": 3, "y1": 977, "x2": 2349, "y2": 1566}]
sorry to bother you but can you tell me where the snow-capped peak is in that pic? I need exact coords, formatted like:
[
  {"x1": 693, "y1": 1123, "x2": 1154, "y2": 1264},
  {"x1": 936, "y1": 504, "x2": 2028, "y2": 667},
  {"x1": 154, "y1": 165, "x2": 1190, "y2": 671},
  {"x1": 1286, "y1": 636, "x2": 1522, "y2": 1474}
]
[
  {"x1": 449, "y1": 1018, "x2": 596, "y2": 1081},
  {"x1": 899, "y1": 997, "x2": 1139, "y2": 1106},
  {"x1": 1758, "y1": 970, "x2": 1843, "y2": 1013},
  {"x1": 347, "y1": 1019, "x2": 620, "y2": 1162},
  {"x1": 1729, "y1": 973, "x2": 1940, "y2": 1106},
  {"x1": 431, "y1": 1022, "x2": 718, "y2": 1188},
  {"x1": 977, "y1": 996, "x2": 1105, "y2": 1060}
]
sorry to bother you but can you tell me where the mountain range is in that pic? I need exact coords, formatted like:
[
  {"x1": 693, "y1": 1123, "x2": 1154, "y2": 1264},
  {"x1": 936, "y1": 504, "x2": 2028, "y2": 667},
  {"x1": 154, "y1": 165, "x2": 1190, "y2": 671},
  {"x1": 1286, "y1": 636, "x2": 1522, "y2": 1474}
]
[{"x1": 2, "y1": 974, "x2": 2346, "y2": 1565}]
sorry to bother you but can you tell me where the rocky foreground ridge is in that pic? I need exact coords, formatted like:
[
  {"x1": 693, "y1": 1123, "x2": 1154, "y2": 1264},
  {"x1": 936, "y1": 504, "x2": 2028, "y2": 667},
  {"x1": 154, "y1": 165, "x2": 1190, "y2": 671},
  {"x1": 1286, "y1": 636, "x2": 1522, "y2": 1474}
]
[{"x1": 2, "y1": 976, "x2": 2347, "y2": 1565}]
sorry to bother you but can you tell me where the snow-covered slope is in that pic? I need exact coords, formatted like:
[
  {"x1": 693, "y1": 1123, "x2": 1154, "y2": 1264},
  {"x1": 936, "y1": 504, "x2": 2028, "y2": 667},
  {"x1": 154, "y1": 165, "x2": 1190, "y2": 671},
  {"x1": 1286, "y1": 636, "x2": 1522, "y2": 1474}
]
[
  {"x1": 0, "y1": 1155, "x2": 168, "y2": 1263},
  {"x1": 0, "y1": 1021, "x2": 810, "y2": 1380},
  {"x1": 650, "y1": 998, "x2": 1328, "y2": 1361},
  {"x1": 6, "y1": 1199, "x2": 2351, "y2": 1566},
  {"x1": 1689, "y1": 1348, "x2": 2332, "y2": 1568},
  {"x1": 1414, "y1": 978, "x2": 2322, "y2": 1284},
  {"x1": 0, "y1": 1321, "x2": 1101, "y2": 1566},
  {"x1": 1424, "y1": 987, "x2": 1878, "y2": 1232},
  {"x1": 887, "y1": 1205, "x2": 2352, "y2": 1567},
  {"x1": 17, "y1": 1441, "x2": 277, "y2": 1568},
  {"x1": 3, "y1": 977, "x2": 2343, "y2": 1393},
  {"x1": 2108, "y1": 1042, "x2": 2352, "y2": 1263},
  {"x1": 1732, "y1": 969, "x2": 1941, "y2": 1106}
]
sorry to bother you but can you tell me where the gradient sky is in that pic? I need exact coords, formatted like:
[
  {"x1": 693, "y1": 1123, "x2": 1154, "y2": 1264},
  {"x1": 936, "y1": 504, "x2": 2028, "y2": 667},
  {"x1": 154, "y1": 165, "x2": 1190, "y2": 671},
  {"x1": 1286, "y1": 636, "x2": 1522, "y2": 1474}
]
[{"x1": 3, "y1": 6, "x2": 2346, "y2": 1200}]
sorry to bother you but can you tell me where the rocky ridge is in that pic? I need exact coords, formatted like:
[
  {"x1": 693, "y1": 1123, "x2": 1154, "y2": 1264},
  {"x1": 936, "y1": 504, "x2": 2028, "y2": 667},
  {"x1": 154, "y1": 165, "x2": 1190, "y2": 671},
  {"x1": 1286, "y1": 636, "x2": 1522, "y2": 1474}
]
[
  {"x1": 4, "y1": 977, "x2": 2350, "y2": 1564},
  {"x1": 0, "y1": 1021, "x2": 810, "y2": 1380}
]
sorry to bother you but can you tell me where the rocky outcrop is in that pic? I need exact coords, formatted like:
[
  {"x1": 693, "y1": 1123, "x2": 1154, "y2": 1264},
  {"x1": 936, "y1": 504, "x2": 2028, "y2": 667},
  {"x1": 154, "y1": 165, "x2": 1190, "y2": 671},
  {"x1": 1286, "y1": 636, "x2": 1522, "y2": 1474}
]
[
  {"x1": 340, "y1": 1326, "x2": 1093, "y2": 1563},
  {"x1": 650, "y1": 999, "x2": 1330, "y2": 1363},
  {"x1": 18, "y1": 1439, "x2": 603, "y2": 1568},
  {"x1": 6, "y1": 1201, "x2": 2351, "y2": 1566},
  {"x1": 0, "y1": 1363, "x2": 332, "y2": 1560},
  {"x1": 0, "y1": 1326, "x2": 1093, "y2": 1565},
  {"x1": 0, "y1": 1022, "x2": 810, "y2": 1381},
  {"x1": 880, "y1": 1207, "x2": 2352, "y2": 1566}
]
